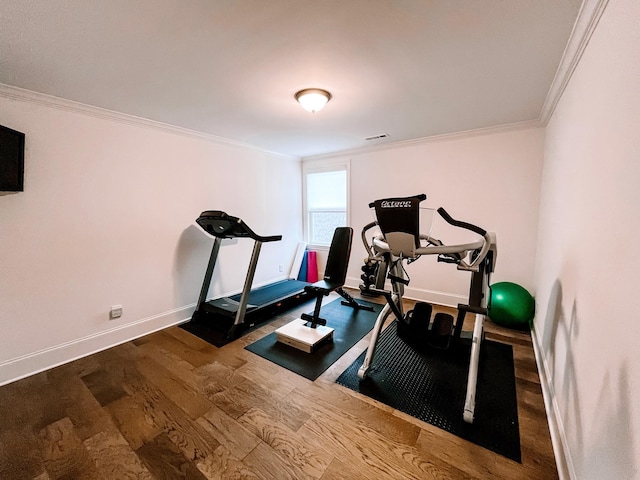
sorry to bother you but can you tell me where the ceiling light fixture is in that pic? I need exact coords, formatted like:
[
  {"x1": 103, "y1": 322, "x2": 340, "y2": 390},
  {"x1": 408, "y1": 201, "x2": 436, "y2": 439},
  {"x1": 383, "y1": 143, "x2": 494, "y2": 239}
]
[{"x1": 295, "y1": 88, "x2": 332, "y2": 113}]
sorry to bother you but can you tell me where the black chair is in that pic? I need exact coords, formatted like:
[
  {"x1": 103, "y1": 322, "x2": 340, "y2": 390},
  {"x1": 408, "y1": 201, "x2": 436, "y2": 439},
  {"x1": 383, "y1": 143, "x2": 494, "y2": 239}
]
[{"x1": 301, "y1": 227, "x2": 373, "y2": 328}]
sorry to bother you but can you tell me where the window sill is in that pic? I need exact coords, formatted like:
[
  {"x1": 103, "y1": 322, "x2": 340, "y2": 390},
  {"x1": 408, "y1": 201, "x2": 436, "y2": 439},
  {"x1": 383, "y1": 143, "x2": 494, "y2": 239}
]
[{"x1": 306, "y1": 244, "x2": 330, "y2": 251}]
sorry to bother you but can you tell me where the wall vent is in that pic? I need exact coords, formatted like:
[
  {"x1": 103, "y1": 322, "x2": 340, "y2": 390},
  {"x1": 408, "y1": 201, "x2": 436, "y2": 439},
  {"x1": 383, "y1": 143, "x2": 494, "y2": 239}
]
[{"x1": 365, "y1": 133, "x2": 389, "y2": 141}]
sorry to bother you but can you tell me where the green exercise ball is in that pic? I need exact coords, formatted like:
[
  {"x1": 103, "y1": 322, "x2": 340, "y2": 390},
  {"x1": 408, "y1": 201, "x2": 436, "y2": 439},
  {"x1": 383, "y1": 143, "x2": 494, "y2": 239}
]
[{"x1": 489, "y1": 282, "x2": 535, "y2": 328}]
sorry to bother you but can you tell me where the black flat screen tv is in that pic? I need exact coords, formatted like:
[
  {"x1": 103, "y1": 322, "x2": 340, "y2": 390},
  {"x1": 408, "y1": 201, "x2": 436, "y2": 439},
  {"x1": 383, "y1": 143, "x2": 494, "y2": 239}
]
[{"x1": 0, "y1": 124, "x2": 25, "y2": 192}]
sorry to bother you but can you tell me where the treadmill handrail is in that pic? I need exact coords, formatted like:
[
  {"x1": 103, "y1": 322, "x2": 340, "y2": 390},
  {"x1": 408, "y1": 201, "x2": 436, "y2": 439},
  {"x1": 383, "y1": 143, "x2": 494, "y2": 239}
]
[{"x1": 196, "y1": 210, "x2": 282, "y2": 242}]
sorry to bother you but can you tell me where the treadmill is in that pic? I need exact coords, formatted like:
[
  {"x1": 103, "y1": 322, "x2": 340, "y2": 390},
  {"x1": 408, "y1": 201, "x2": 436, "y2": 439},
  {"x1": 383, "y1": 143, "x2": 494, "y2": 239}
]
[{"x1": 191, "y1": 210, "x2": 311, "y2": 338}]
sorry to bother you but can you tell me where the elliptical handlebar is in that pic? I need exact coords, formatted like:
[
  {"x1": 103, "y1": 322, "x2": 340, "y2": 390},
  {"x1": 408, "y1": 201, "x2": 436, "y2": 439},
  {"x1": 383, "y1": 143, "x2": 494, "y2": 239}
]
[
  {"x1": 361, "y1": 198, "x2": 496, "y2": 273},
  {"x1": 436, "y1": 208, "x2": 487, "y2": 237},
  {"x1": 361, "y1": 221, "x2": 378, "y2": 258},
  {"x1": 435, "y1": 207, "x2": 494, "y2": 272}
]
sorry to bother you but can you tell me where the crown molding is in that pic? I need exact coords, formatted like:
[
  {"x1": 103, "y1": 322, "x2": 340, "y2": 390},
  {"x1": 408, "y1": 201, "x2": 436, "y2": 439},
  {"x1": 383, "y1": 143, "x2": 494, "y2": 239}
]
[
  {"x1": 539, "y1": 0, "x2": 610, "y2": 125},
  {"x1": 0, "y1": 83, "x2": 299, "y2": 161},
  {"x1": 303, "y1": 119, "x2": 542, "y2": 161},
  {"x1": 3, "y1": 0, "x2": 608, "y2": 167}
]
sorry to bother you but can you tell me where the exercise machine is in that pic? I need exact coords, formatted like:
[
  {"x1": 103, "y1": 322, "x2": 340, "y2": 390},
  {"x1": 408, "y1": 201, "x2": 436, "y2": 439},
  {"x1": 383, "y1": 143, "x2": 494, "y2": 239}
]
[
  {"x1": 276, "y1": 227, "x2": 373, "y2": 352},
  {"x1": 357, "y1": 194, "x2": 497, "y2": 423},
  {"x1": 192, "y1": 210, "x2": 311, "y2": 338}
]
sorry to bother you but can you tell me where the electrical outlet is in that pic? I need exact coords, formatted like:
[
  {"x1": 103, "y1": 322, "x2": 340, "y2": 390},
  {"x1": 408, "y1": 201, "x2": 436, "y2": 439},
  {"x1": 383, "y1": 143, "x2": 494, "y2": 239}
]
[{"x1": 110, "y1": 305, "x2": 123, "y2": 320}]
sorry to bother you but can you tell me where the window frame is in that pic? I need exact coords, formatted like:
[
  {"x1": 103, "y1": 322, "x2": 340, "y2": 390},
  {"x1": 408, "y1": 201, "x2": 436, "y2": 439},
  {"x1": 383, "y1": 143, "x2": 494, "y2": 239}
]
[{"x1": 302, "y1": 158, "x2": 351, "y2": 249}]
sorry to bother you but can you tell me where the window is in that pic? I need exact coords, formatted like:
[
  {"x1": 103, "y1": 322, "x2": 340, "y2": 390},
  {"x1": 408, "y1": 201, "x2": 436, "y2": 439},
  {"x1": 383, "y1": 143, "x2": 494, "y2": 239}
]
[{"x1": 303, "y1": 161, "x2": 349, "y2": 246}]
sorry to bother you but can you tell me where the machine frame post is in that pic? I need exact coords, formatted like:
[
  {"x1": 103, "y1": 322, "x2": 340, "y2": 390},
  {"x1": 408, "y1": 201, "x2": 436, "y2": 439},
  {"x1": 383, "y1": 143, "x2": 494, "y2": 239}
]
[{"x1": 194, "y1": 237, "x2": 222, "y2": 317}]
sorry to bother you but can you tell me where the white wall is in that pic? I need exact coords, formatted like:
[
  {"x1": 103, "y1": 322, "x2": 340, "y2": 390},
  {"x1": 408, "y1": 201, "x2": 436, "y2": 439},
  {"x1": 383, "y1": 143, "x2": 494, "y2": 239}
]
[
  {"x1": 534, "y1": 0, "x2": 640, "y2": 478},
  {"x1": 312, "y1": 127, "x2": 544, "y2": 306},
  {"x1": 0, "y1": 89, "x2": 302, "y2": 385}
]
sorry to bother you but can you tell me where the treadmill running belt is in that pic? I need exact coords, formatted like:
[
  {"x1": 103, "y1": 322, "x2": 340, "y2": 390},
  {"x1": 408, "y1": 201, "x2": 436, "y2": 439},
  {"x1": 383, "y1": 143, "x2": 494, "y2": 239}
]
[{"x1": 229, "y1": 279, "x2": 308, "y2": 306}]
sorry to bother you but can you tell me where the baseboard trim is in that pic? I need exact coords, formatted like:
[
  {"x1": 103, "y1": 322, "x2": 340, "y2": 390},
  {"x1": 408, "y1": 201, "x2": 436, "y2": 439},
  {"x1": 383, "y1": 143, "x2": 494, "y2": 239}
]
[
  {"x1": 345, "y1": 278, "x2": 467, "y2": 308},
  {"x1": 403, "y1": 286, "x2": 467, "y2": 308},
  {"x1": 531, "y1": 327, "x2": 576, "y2": 480},
  {"x1": 0, "y1": 304, "x2": 195, "y2": 387}
]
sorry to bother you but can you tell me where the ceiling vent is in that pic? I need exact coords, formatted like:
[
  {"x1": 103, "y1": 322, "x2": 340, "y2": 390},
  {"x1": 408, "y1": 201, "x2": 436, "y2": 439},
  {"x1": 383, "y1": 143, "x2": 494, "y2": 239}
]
[{"x1": 365, "y1": 133, "x2": 389, "y2": 141}]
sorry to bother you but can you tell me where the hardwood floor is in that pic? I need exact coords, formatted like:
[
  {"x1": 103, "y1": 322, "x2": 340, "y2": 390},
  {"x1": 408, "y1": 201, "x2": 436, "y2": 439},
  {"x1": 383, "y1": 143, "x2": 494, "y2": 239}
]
[{"x1": 0, "y1": 290, "x2": 558, "y2": 479}]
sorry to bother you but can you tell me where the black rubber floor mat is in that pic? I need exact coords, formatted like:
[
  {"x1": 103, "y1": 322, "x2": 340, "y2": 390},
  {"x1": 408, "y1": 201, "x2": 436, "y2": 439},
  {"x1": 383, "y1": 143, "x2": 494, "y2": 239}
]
[
  {"x1": 228, "y1": 279, "x2": 308, "y2": 305},
  {"x1": 245, "y1": 299, "x2": 382, "y2": 381},
  {"x1": 336, "y1": 323, "x2": 521, "y2": 462}
]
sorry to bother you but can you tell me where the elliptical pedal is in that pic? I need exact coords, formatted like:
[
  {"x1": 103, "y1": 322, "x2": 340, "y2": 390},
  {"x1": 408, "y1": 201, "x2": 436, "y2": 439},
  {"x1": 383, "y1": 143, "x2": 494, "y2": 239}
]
[
  {"x1": 428, "y1": 312, "x2": 454, "y2": 349},
  {"x1": 397, "y1": 302, "x2": 432, "y2": 343}
]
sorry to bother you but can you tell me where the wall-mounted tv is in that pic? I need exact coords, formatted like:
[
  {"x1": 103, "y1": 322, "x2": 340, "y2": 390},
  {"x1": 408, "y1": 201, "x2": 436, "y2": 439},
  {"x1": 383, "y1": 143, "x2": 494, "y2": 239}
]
[{"x1": 0, "y1": 124, "x2": 25, "y2": 192}]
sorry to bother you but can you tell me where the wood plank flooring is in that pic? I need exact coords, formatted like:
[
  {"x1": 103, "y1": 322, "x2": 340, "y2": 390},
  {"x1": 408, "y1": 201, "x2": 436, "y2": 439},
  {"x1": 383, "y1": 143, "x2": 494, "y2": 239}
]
[{"x1": 0, "y1": 290, "x2": 558, "y2": 479}]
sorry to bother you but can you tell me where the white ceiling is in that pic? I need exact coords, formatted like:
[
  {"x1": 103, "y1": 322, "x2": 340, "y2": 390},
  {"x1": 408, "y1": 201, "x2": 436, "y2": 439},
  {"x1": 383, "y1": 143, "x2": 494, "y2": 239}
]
[{"x1": 0, "y1": 0, "x2": 583, "y2": 158}]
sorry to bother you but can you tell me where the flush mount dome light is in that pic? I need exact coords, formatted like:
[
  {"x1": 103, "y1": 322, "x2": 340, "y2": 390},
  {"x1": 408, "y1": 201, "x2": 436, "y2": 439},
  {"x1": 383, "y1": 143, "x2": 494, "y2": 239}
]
[{"x1": 295, "y1": 88, "x2": 332, "y2": 113}]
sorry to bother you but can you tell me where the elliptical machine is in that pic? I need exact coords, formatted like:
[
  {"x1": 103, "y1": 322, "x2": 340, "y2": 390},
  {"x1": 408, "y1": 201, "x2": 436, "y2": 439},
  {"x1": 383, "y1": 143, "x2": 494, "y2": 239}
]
[{"x1": 357, "y1": 194, "x2": 497, "y2": 424}]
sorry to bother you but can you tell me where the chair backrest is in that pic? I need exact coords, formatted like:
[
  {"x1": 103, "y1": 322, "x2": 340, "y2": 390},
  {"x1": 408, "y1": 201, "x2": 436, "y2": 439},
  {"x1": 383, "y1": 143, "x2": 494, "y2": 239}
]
[
  {"x1": 323, "y1": 227, "x2": 353, "y2": 285},
  {"x1": 373, "y1": 195, "x2": 422, "y2": 257}
]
